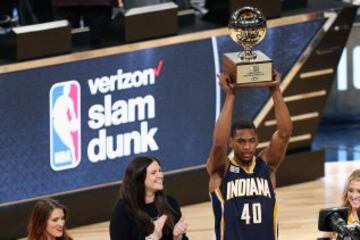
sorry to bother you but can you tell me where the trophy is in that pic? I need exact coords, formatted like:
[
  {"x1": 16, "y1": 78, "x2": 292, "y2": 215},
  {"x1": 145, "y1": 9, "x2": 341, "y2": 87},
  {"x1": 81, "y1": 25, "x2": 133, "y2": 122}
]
[{"x1": 223, "y1": 7, "x2": 273, "y2": 86}]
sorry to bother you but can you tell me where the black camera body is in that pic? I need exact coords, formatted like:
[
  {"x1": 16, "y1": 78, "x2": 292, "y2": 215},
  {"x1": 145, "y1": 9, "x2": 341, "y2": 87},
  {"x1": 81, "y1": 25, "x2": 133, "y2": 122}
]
[
  {"x1": 318, "y1": 207, "x2": 349, "y2": 232},
  {"x1": 318, "y1": 207, "x2": 360, "y2": 240}
]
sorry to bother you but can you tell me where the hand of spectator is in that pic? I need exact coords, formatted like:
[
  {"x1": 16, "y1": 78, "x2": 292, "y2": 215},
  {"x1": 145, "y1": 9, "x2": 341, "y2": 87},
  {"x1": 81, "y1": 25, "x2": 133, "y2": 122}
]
[
  {"x1": 150, "y1": 214, "x2": 168, "y2": 240},
  {"x1": 173, "y1": 216, "x2": 188, "y2": 240}
]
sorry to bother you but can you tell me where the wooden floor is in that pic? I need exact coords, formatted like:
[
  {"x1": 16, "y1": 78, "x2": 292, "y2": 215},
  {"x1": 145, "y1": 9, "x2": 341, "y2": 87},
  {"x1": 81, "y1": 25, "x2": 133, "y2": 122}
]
[{"x1": 63, "y1": 161, "x2": 360, "y2": 240}]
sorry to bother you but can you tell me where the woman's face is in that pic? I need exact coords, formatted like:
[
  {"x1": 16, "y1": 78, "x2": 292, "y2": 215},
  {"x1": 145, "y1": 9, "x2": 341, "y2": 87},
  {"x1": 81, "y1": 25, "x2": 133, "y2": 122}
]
[
  {"x1": 347, "y1": 180, "x2": 360, "y2": 210},
  {"x1": 144, "y1": 161, "x2": 164, "y2": 194},
  {"x1": 46, "y1": 208, "x2": 65, "y2": 239}
]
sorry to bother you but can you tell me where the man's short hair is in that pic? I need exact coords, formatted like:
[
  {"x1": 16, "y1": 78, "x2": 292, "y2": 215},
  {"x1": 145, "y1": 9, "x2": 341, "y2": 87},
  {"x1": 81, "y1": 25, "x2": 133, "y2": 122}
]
[{"x1": 231, "y1": 120, "x2": 256, "y2": 137}]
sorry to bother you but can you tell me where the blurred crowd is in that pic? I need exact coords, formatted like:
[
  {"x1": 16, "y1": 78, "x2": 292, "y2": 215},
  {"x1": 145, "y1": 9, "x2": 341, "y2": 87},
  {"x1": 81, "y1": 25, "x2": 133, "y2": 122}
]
[{"x1": 0, "y1": 0, "x2": 190, "y2": 45}]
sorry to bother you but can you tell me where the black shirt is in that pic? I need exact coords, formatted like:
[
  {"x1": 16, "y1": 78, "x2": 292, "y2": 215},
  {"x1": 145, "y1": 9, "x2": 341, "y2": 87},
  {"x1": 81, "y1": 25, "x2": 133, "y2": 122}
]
[{"x1": 110, "y1": 195, "x2": 188, "y2": 240}]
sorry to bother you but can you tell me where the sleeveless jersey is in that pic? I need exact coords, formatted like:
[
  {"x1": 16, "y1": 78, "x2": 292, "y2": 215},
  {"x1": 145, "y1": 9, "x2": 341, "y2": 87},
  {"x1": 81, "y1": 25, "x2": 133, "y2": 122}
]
[{"x1": 210, "y1": 156, "x2": 277, "y2": 240}]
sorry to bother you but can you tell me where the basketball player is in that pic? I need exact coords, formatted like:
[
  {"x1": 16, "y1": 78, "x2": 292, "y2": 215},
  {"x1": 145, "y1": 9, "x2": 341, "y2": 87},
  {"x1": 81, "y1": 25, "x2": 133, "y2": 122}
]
[{"x1": 207, "y1": 70, "x2": 292, "y2": 240}]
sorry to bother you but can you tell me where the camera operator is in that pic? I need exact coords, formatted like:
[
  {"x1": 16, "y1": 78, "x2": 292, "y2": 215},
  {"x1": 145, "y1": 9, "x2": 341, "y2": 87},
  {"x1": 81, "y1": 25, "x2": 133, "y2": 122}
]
[{"x1": 320, "y1": 169, "x2": 360, "y2": 239}]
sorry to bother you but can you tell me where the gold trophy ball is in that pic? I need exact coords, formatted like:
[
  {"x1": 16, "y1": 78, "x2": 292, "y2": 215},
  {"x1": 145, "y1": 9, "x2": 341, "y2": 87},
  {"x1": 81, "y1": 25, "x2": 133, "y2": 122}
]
[{"x1": 228, "y1": 7, "x2": 267, "y2": 59}]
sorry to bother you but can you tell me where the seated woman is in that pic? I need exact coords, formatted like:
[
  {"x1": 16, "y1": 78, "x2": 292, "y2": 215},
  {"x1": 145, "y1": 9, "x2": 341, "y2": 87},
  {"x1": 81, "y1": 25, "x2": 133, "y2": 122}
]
[
  {"x1": 110, "y1": 155, "x2": 189, "y2": 240},
  {"x1": 27, "y1": 198, "x2": 73, "y2": 240},
  {"x1": 321, "y1": 169, "x2": 360, "y2": 239}
]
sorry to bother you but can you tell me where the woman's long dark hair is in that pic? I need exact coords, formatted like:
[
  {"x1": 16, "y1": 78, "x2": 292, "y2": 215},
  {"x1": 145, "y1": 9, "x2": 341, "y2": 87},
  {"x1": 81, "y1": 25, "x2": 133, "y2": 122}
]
[
  {"x1": 120, "y1": 156, "x2": 176, "y2": 236},
  {"x1": 27, "y1": 198, "x2": 73, "y2": 240}
]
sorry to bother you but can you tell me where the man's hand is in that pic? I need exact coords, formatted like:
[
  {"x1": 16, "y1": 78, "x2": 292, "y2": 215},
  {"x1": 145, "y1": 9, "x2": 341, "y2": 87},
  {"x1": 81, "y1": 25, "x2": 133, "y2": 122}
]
[
  {"x1": 218, "y1": 73, "x2": 235, "y2": 96},
  {"x1": 269, "y1": 68, "x2": 281, "y2": 92}
]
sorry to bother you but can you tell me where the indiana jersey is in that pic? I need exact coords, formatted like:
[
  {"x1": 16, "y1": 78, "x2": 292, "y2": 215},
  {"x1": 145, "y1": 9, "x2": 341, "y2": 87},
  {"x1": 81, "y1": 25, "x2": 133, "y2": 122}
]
[{"x1": 210, "y1": 156, "x2": 277, "y2": 240}]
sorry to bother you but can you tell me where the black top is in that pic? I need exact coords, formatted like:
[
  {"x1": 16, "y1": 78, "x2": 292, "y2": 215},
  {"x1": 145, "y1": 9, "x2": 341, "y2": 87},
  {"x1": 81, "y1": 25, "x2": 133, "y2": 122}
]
[{"x1": 110, "y1": 195, "x2": 188, "y2": 240}]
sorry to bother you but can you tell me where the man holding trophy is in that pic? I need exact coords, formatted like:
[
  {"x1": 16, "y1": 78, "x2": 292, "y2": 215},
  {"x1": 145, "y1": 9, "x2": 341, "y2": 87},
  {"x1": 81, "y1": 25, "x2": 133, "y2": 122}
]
[{"x1": 206, "y1": 7, "x2": 293, "y2": 240}]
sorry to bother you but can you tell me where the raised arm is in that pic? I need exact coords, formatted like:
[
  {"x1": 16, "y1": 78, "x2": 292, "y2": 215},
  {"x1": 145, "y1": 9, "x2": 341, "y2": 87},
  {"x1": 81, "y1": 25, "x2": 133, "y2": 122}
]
[
  {"x1": 206, "y1": 73, "x2": 236, "y2": 192},
  {"x1": 260, "y1": 70, "x2": 293, "y2": 187}
]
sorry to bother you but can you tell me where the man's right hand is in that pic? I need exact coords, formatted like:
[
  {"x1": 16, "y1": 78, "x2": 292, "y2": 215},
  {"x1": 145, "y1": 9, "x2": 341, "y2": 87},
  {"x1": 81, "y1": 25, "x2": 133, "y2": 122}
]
[{"x1": 218, "y1": 73, "x2": 235, "y2": 96}]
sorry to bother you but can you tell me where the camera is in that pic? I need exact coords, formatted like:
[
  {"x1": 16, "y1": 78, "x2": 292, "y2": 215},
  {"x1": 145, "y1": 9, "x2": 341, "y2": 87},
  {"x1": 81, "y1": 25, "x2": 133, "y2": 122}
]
[{"x1": 318, "y1": 207, "x2": 360, "y2": 240}]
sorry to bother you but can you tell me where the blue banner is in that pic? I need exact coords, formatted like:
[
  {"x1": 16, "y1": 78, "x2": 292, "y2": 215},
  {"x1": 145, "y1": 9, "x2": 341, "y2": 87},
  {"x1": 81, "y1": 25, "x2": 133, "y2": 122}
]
[{"x1": 0, "y1": 19, "x2": 323, "y2": 204}]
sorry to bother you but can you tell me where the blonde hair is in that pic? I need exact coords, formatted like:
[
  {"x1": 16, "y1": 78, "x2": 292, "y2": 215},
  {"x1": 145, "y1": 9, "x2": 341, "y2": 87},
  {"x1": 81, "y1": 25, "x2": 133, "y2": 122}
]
[{"x1": 342, "y1": 169, "x2": 360, "y2": 209}]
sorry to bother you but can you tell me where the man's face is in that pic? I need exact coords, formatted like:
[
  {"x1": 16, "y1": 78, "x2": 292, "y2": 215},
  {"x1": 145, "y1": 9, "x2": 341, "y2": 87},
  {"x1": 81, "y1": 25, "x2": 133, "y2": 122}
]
[{"x1": 230, "y1": 128, "x2": 258, "y2": 163}]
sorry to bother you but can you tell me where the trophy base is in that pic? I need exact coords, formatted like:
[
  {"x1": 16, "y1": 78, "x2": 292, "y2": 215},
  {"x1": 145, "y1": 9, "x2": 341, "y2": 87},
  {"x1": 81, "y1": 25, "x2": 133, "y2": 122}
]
[{"x1": 224, "y1": 50, "x2": 273, "y2": 87}]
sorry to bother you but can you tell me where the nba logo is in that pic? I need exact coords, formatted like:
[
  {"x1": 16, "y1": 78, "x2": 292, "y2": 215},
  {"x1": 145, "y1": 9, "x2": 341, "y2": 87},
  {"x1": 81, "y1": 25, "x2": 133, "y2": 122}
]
[{"x1": 50, "y1": 81, "x2": 81, "y2": 171}]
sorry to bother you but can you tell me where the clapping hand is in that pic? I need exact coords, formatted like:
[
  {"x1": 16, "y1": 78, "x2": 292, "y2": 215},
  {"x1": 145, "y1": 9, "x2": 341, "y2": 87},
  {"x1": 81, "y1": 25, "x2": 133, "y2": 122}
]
[
  {"x1": 173, "y1": 216, "x2": 188, "y2": 240},
  {"x1": 150, "y1": 215, "x2": 168, "y2": 240}
]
